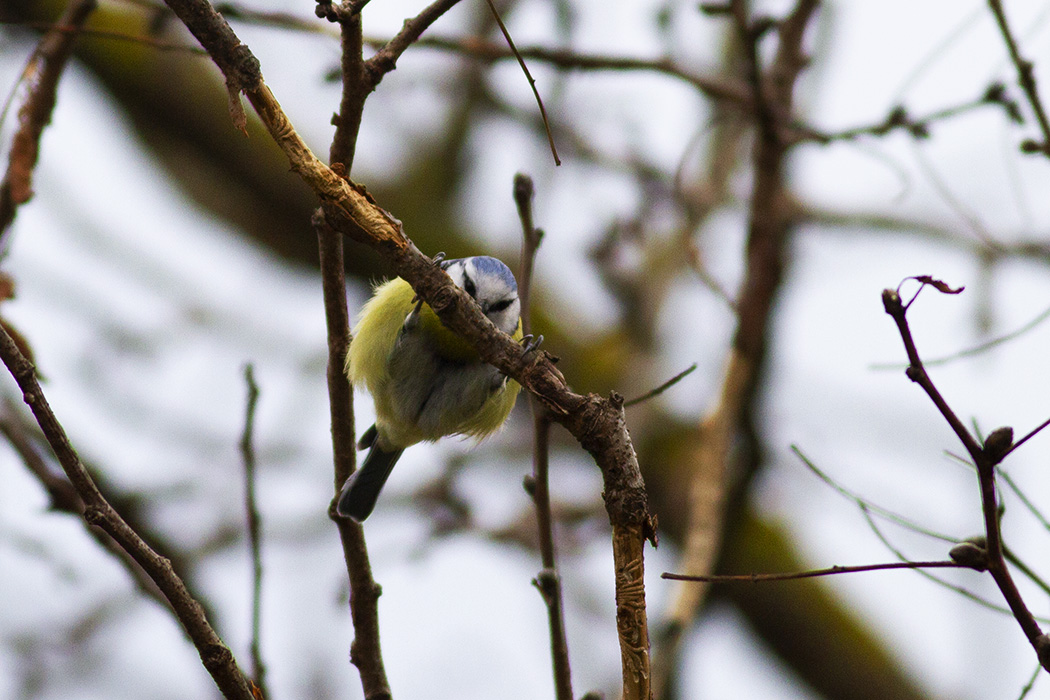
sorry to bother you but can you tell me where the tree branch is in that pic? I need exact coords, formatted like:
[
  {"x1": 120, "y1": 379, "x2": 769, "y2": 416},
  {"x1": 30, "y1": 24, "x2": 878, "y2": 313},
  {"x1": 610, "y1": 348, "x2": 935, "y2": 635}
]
[
  {"x1": 238, "y1": 364, "x2": 268, "y2": 695},
  {"x1": 882, "y1": 282, "x2": 1050, "y2": 672},
  {"x1": 663, "y1": 559, "x2": 968, "y2": 583},
  {"x1": 515, "y1": 174, "x2": 573, "y2": 700},
  {"x1": 0, "y1": 0, "x2": 96, "y2": 238},
  {"x1": 0, "y1": 319, "x2": 254, "y2": 699},
  {"x1": 986, "y1": 0, "x2": 1050, "y2": 156},
  {"x1": 317, "y1": 6, "x2": 390, "y2": 692}
]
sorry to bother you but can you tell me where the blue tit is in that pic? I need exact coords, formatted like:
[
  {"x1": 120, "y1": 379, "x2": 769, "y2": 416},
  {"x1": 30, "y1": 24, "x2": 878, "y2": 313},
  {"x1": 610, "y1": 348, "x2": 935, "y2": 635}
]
[{"x1": 336, "y1": 256, "x2": 523, "y2": 521}]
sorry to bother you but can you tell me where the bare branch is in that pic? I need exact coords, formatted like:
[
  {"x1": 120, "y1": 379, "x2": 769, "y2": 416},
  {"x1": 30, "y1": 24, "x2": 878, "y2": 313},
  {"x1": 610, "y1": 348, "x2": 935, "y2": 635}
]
[
  {"x1": 624, "y1": 363, "x2": 698, "y2": 408},
  {"x1": 315, "y1": 5, "x2": 392, "y2": 692},
  {"x1": 663, "y1": 559, "x2": 968, "y2": 583},
  {"x1": 239, "y1": 364, "x2": 267, "y2": 695},
  {"x1": 364, "y1": 34, "x2": 752, "y2": 105},
  {"x1": 882, "y1": 283, "x2": 1050, "y2": 672},
  {"x1": 515, "y1": 174, "x2": 572, "y2": 700},
  {"x1": 483, "y1": 0, "x2": 560, "y2": 165},
  {"x1": 986, "y1": 0, "x2": 1050, "y2": 156},
  {"x1": 0, "y1": 0, "x2": 96, "y2": 240},
  {"x1": 363, "y1": 0, "x2": 465, "y2": 87},
  {"x1": 0, "y1": 315, "x2": 255, "y2": 699}
]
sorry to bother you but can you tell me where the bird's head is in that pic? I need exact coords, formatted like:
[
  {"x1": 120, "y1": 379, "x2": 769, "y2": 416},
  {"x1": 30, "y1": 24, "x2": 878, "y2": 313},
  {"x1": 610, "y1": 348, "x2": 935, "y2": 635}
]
[{"x1": 442, "y1": 256, "x2": 521, "y2": 336}]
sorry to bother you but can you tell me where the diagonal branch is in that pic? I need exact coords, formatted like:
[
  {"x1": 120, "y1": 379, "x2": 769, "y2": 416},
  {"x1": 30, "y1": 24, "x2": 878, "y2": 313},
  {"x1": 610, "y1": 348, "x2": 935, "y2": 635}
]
[
  {"x1": 0, "y1": 0, "x2": 96, "y2": 239},
  {"x1": 882, "y1": 284, "x2": 1050, "y2": 672},
  {"x1": 0, "y1": 322, "x2": 255, "y2": 699},
  {"x1": 363, "y1": 0, "x2": 465, "y2": 88}
]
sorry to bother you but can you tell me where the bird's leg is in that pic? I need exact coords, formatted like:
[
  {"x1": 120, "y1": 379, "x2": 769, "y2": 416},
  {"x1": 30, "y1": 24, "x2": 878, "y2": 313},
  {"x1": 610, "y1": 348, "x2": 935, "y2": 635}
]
[
  {"x1": 487, "y1": 335, "x2": 543, "y2": 390},
  {"x1": 488, "y1": 370, "x2": 509, "y2": 393},
  {"x1": 403, "y1": 296, "x2": 425, "y2": 332},
  {"x1": 402, "y1": 253, "x2": 446, "y2": 335}
]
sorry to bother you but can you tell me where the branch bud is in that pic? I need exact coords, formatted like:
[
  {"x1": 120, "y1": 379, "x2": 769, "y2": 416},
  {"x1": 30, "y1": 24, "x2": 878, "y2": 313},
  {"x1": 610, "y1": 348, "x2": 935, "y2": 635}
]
[
  {"x1": 949, "y1": 536, "x2": 988, "y2": 572},
  {"x1": 983, "y1": 426, "x2": 1014, "y2": 465}
]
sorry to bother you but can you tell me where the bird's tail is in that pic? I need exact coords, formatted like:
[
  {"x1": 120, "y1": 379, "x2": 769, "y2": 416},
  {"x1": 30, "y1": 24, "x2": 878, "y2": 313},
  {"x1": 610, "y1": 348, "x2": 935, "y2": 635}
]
[{"x1": 336, "y1": 426, "x2": 404, "y2": 522}]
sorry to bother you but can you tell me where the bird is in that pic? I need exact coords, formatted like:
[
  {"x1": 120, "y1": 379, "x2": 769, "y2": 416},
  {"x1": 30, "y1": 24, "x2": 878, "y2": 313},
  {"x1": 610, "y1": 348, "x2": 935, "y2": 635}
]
[{"x1": 336, "y1": 255, "x2": 524, "y2": 522}]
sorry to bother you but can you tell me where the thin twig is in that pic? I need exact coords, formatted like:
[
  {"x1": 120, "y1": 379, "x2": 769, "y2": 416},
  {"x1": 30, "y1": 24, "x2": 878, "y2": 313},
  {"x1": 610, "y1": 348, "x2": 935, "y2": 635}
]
[
  {"x1": 911, "y1": 302, "x2": 1050, "y2": 369},
  {"x1": 329, "y1": 5, "x2": 366, "y2": 171},
  {"x1": 858, "y1": 505, "x2": 1043, "y2": 620},
  {"x1": 1004, "y1": 546, "x2": 1050, "y2": 599},
  {"x1": 0, "y1": 21, "x2": 210, "y2": 55},
  {"x1": 363, "y1": 0, "x2": 465, "y2": 86},
  {"x1": 796, "y1": 86, "x2": 1022, "y2": 145},
  {"x1": 1001, "y1": 415, "x2": 1050, "y2": 461},
  {"x1": 999, "y1": 469, "x2": 1050, "y2": 533},
  {"x1": 624, "y1": 363, "x2": 697, "y2": 407},
  {"x1": 515, "y1": 173, "x2": 572, "y2": 700},
  {"x1": 1, "y1": 0, "x2": 97, "y2": 241},
  {"x1": 987, "y1": 0, "x2": 1050, "y2": 155},
  {"x1": 1018, "y1": 662, "x2": 1041, "y2": 700},
  {"x1": 315, "y1": 213, "x2": 390, "y2": 696},
  {"x1": 239, "y1": 364, "x2": 267, "y2": 695},
  {"x1": 663, "y1": 559, "x2": 966, "y2": 583},
  {"x1": 796, "y1": 444, "x2": 1050, "y2": 622},
  {"x1": 365, "y1": 34, "x2": 751, "y2": 105},
  {"x1": 483, "y1": 0, "x2": 560, "y2": 165},
  {"x1": 791, "y1": 445, "x2": 957, "y2": 543},
  {"x1": 515, "y1": 172, "x2": 542, "y2": 333}
]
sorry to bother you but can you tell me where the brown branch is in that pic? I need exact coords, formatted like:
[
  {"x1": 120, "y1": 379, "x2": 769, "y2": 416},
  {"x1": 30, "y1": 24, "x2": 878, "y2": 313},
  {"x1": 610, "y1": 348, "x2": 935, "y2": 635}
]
[
  {"x1": 515, "y1": 172, "x2": 542, "y2": 332},
  {"x1": 882, "y1": 282, "x2": 1050, "y2": 672},
  {"x1": 796, "y1": 85, "x2": 1022, "y2": 144},
  {"x1": 0, "y1": 317, "x2": 254, "y2": 698},
  {"x1": 363, "y1": 0, "x2": 465, "y2": 89},
  {"x1": 319, "y1": 3, "x2": 391, "y2": 694},
  {"x1": 663, "y1": 559, "x2": 967, "y2": 583},
  {"x1": 0, "y1": 21, "x2": 211, "y2": 54},
  {"x1": 366, "y1": 34, "x2": 752, "y2": 105},
  {"x1": 328, "y1": 6, "x2": 366, "y2": 170},
  {"x1": 986, "y1": 0, "x2": 1050, "y2": 156},
  {"x1": 0, "y1": 0, "x2": 96, "y2": 238},
  {"x1": 238, "y1": 364, "x2": 267, "y2": 695},
  {"x1": 1002, "y1": 415, "x2": 1050, "y2": 461},
  {"x1": 483, "y1": 0, "x2": 560, "y2": 165},
  {"x1": 515, "y1": 174, "x2": 572, "y2": 700},
  {"x1": 624, "y1": 363, "x2": 697, "y2": 408},
  {"x1": 317, "y1": 215, "x2": 391, "y2": 698}
]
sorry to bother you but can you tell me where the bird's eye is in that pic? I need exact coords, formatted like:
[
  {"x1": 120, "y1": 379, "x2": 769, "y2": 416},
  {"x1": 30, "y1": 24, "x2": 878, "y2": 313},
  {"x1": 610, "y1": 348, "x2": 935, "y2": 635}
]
[
  {"x1": 463, "y1": 275, "x2": 477, "y2": 300},
  {"x1": 488, "y1": 298, "x2": 514, "y2": 313}
]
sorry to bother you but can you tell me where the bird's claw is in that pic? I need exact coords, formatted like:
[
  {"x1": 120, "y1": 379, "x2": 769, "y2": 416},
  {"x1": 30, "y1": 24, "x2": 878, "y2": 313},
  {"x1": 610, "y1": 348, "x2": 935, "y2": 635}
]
[{"x1": 520, "y1": 334, "x2": 543, "y2": 354}]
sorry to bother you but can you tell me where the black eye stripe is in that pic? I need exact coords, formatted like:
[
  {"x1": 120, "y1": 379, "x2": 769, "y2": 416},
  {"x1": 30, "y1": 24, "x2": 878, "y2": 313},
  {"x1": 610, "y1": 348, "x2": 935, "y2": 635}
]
[
  {"x1": 488, "y1": 299, "x2": 514, "y2": 313},
  {"x1": 463, "y1": 272, "x2": 477, "y2": 299}
]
